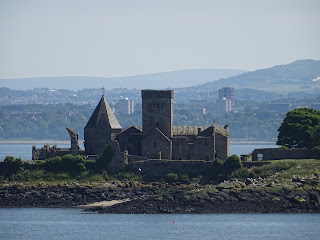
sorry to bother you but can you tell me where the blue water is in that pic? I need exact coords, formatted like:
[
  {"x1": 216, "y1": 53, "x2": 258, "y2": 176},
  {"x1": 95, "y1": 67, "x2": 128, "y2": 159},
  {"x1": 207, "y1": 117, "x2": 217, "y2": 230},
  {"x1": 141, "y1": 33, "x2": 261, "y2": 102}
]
[
  {"x1": 0, "y1": 209, "x2": 319, "y2": 240},
  {"x1": 0, "y1": 143, "x2": 277, "y2": 160},
  {"x1": 0, "y1": 144, "x2": 83, "y2": 161}
]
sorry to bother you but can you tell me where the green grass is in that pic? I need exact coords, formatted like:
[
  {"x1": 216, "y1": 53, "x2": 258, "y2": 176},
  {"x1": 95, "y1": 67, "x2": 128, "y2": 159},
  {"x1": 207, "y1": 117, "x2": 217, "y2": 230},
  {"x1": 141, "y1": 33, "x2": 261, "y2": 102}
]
[
  {"x1": 231, "y1": 159, "x2": 320, "y2": 181},
  {"x1": 0, "y1": 168, "x2": 145, "y2": 186},
  {"x1": 2, "y1": 159, "x2": 320, "y2": 186}
]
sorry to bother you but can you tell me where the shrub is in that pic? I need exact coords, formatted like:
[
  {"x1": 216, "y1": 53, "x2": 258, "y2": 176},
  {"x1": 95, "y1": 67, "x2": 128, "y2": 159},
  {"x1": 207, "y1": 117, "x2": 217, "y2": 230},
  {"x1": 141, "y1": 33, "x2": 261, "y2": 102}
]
[
  {"x1": 313, "y1": 146, "x2": 320, "y2": 159},
  {"x1": 114, "y1": 172, "x2": 143, "y2": 181},
  {"x1": 42, "y1": 156, "x2": 63, "y2": 173},
  {"x1": 224, "y1": 155, "x2": 243, "y2": 173},
  {"x1": 207, "y1": 158, "x2": 225, "y2": 182},
  {"x1": 0, "y1": 156, "x2": 24, "y2": 178},
  {"x1": 42, "y1": 155, "x2": 87, "y2": 173},
  {"x1": 95, "y1": 145, "x2": 114, "y2": 172},
  {"x1": 180, "y1": 174, "x2": 189, "y2": 182},
  {"x1": 279, "y1": 145, "x2": 288, "y2": 150},
  {"x1": 228, "y1": 167, "x2": 253, "y2": 180},
  {"x1": 191, "y1": 175, "x2": 202, "y2": 184},
  {"x1": 166, "y1": 173, "x2": 179, "y2": 183},
  {"x1": 85, "y1": 160, "x2": 96, "y2": 170}
]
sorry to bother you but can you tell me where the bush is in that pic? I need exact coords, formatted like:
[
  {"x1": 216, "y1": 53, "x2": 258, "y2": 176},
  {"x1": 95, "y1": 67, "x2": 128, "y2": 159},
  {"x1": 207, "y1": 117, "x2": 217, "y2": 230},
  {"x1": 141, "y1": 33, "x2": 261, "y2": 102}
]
[
  {"x1": 228, "y1": 167, "x2": 253, "y2": 180},
  {"x1": 211, "y1": 158, "x2": 224, "y2": 173},
  {"x1": 85, "y1": 160, "x2": 96, "y2": 170},
  {"x1": 191, "y1": 175, "x2": 202, "y2": 184},
  {"x1": 95, "y1": 145, "x2": 114, "y2": 172},
  {"x1": 279, "y1": 145, "x2": 288, "y2": 150},
  {"x1": 42, "y1": 156, "x2": 63, "y2": 173},
  {"x1": 224, "y1": 155, "x2": 243, "y2": 173},
  {"x1": 180, "y1": 174, "x2": 189, "y2": 182},
  {"x1": 313, "y1": 146, "x2": 320, "y2": 159},
  {"x1": 0, "y1": 156, "x2": 24, "y2": 178},
  {"x1": 166, "y1": 173, "x2": 179, "y2": 183},
  {"x1": 42, "y1": 154, "x2": 87, "y2": 173}
]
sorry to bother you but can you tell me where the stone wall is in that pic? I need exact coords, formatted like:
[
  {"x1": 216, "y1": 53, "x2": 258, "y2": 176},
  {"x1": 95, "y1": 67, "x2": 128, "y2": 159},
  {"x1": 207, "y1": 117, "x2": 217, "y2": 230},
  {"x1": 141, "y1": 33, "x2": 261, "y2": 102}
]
[
  {"x1": 141, "y1": 128, "x2": 172, "y2": 160},
  {"x1": 32, "y1": 145, "x2": 85, "y2": 160},
  {"x1": 172, "y1": 137, "x2": 189, "y2": 160},
  {"x1": 215, "y1": 131, "x2": 229, "y2": 160},
  {"x1": 84, "y1": 124, "x2": 112, "y2": 156},
  {"x1": 192, "y1": 136, "x2": 215, "y2": 160},
  {"x1": 117, "y1": 127, "x2": 142, "y2": 156},
  {"x1": 251, "y1": 148, "x2": 316, "y2": 161}
]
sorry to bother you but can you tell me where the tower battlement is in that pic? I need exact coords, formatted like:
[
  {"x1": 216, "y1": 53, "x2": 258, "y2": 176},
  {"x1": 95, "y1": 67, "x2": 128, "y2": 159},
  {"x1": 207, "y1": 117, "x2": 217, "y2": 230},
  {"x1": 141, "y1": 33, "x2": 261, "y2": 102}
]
[{"x1": 141, "y1": 90, "x2": 174, "y2": 99}]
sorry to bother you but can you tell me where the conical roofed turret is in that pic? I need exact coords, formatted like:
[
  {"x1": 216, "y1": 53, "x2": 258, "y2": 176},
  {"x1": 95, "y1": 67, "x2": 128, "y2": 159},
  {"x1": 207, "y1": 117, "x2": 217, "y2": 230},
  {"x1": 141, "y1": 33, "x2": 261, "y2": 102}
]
[{"x1": 85, "y1": 95, "x2": 121, "y2": 129}]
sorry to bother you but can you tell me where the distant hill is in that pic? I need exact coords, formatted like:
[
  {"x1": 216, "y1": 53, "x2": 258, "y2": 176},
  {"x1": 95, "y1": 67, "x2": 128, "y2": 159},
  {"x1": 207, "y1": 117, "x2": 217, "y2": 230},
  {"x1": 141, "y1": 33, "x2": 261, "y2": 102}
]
[
  {"x1": 0, "y1": 69, "x2": 246, "y2": 90},
  {"x1": 197, "y1": 59, "x2": 320, "y2": 93}
]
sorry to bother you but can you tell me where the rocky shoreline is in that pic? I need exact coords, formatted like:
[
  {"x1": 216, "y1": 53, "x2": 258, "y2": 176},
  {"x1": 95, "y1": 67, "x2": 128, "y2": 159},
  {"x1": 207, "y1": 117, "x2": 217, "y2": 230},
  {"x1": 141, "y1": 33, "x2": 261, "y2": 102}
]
[{"x1": 1, "y1": 179, "x2": 320, "y2": 214}]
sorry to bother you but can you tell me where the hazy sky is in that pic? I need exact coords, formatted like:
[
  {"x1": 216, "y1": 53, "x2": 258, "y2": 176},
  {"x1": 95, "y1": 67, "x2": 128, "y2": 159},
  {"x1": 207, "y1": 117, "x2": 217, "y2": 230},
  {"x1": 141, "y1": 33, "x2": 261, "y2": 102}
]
[{"x1": 1, "y1": 0, "x2": 319, "y2": 78}]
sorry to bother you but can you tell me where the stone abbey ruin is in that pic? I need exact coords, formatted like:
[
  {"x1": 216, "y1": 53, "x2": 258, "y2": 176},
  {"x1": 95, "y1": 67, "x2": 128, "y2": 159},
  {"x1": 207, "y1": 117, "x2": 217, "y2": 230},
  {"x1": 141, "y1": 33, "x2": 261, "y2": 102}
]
[{"x1": 33, "y1": 90, "x2": 230, "y2": 175}]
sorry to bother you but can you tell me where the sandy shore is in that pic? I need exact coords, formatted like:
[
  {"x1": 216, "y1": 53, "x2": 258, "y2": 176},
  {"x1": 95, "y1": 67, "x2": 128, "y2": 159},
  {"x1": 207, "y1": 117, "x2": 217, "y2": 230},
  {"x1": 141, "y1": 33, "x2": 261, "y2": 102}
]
[{"x1": 77, "y1": 199, "x2": 131, "y2": 208}]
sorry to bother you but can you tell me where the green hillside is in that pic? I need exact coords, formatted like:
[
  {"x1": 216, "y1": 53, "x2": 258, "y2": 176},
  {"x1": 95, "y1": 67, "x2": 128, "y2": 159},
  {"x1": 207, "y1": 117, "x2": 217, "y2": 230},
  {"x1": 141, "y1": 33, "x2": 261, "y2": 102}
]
[{"x1": 198, "y1": 59, "x2": 320, "y2": 93}]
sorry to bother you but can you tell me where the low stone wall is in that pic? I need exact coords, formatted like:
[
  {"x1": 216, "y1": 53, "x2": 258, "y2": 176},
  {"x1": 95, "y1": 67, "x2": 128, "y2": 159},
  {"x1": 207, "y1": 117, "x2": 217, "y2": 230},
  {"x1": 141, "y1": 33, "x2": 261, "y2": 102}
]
[
  {"x1": 32, "y1": 145, "x2": 85, "y2": 160},
  {"x1": 252, "y1": 148, "x2": 316, "y2": 161},
  {"x1": 127, "y1": 155, "x2": 149, "y2": 163},
  {"x1": 126, "y1": 159, "x2": 212, "y2": 178}
]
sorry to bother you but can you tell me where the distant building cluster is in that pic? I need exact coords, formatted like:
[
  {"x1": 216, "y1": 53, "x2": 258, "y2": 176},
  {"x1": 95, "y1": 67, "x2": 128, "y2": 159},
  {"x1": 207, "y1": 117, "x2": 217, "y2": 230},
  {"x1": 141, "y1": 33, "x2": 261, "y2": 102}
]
[{"x1": 174, "y1": 87, "x2": 235, "y2": 116}]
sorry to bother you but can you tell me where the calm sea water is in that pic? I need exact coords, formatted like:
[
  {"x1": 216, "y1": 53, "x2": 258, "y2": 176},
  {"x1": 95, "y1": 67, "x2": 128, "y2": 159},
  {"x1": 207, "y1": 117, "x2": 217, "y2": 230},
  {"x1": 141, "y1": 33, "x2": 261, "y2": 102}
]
[
  {"x1": 0, "y1": 143, "x2": 277, "y2": 161},
  {"x1": 0, "y1": 209, "x2": 319, "y2": 240}
]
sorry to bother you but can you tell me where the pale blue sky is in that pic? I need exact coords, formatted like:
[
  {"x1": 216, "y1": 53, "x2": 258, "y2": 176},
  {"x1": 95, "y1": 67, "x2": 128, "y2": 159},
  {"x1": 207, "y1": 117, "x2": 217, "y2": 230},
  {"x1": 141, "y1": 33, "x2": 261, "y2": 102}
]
[{"x1": 0, "y1": 0, "x2": 319, "y2": 78}]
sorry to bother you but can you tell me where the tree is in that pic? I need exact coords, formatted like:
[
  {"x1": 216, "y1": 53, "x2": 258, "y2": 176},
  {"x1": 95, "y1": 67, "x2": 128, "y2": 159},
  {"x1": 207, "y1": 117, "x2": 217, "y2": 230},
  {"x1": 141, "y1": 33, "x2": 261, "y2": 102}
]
[{"x1": 277, "y1": 108, "x2": 320, "y2": 148}]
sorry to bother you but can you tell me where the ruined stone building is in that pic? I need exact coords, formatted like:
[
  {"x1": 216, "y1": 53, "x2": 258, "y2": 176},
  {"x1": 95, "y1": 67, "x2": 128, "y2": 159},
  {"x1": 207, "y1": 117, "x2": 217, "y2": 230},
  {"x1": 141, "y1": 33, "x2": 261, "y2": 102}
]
[
  {"x1": 32, "y1": 127, "x2": 85, "y2": 160},
  {"x1": 84, "y1": 90, "x2": 229, "y2": 161}
]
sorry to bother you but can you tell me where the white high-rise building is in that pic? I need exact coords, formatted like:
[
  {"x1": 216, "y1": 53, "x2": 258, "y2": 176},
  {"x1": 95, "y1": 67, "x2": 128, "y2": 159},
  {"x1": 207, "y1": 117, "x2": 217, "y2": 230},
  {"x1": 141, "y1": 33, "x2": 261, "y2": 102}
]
[{"x1": 117, "y1": 98, "x2": 134, "y2": 115}]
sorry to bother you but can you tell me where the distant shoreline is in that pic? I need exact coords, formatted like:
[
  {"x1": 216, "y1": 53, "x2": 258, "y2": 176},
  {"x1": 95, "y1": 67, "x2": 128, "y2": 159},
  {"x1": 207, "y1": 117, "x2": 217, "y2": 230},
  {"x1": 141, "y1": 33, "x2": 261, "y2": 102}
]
[
  {"x1": 0, "y1": 139, "x2": 275, "y2": 145},
  {"x1": 0, "y1": 140, "x2": 76, "y2": 145}
]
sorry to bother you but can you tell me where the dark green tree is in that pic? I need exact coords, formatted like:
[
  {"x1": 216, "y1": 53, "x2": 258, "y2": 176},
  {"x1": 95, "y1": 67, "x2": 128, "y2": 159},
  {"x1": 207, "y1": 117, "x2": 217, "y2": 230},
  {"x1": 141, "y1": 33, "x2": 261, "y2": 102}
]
[{"x1": 277, "y1": 108, "x2": 320, "y2": 148}]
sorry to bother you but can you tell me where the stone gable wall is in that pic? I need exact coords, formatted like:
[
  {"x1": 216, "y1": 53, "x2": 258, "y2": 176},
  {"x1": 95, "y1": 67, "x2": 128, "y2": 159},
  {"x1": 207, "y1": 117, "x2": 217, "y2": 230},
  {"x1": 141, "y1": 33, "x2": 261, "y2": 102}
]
[
  {"x1": 215, "y1": 132, "x2": 229, "y2": 160},
  {"x1": 251, "y1": 148, "x2": 316, "y2": 161}
]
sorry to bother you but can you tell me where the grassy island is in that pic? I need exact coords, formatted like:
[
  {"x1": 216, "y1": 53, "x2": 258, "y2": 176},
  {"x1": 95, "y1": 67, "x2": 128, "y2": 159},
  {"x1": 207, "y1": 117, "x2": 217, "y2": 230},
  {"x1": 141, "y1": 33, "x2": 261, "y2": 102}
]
[{"x1": 1, "y1": 155, "x2": 319, "y2": 213}]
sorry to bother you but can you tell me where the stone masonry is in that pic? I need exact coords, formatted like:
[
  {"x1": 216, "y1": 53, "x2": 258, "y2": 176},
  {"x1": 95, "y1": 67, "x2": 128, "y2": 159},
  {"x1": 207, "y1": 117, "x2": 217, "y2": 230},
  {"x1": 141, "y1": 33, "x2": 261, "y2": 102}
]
[{"x1": 33, "y1": 90, "x2": 230, "y2": 170}]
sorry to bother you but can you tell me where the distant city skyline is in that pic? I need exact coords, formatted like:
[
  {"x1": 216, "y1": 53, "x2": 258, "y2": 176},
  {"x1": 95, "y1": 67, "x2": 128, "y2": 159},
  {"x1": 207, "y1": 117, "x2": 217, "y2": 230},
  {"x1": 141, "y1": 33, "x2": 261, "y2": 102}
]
[{"x1": 0, "y1": 0, "x2": 319, "y2": 79}]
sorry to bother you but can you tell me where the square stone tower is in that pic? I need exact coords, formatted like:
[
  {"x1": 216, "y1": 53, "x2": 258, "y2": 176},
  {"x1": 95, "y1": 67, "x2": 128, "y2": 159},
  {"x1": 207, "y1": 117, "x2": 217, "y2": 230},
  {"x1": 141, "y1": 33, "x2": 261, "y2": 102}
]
[{"x1": 141, "y1": 90, "x2": 174, "y2": 159}]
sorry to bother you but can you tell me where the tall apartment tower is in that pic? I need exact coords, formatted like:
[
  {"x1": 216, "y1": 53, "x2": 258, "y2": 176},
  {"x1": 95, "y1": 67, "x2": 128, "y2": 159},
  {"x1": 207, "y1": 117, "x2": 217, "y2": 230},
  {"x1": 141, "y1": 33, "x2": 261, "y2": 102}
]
[
  {"x1": 141, "y1": 90, "x2": 174, "y2": 159},
  {"x1": 117, "y1": 98, "x2": 134, "y2": 115},
  {"x1": 219, "y1": 87, "x2": 235, "y2": 109}
]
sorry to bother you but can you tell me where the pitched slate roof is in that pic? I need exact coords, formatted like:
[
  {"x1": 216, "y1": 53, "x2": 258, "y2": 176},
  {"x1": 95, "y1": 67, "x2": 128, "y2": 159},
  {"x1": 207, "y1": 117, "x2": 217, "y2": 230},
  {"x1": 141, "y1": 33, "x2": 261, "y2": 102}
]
[
  {"x1": 118, "y1": 126, "x2": 142, "y2": 135},
  {"x1": 85, "y1": 95, "x2": 122, "y2": 129}
]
